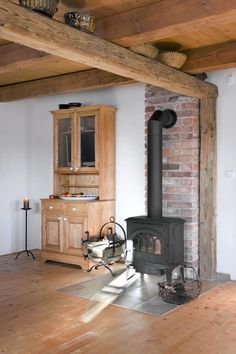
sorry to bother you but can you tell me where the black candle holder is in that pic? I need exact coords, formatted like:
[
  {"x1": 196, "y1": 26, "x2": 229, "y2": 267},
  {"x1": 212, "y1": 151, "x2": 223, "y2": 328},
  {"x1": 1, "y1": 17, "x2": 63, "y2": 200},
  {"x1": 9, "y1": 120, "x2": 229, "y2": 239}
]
[{"x1": 15, "y1": 207, "x2": 35, "y2": 260}]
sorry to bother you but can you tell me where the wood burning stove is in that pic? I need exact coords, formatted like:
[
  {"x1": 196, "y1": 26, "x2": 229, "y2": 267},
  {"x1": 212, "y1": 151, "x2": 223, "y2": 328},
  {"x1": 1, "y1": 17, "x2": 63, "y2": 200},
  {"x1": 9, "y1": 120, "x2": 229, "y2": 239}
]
[{"x1": 126, "y1": 109, "x2": 185, "y2": 284}]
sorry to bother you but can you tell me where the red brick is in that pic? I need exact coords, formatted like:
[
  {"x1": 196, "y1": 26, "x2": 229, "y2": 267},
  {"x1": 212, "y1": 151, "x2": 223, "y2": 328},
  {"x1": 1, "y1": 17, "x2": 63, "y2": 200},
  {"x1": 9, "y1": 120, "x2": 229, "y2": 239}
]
[
  {"x1": 164, "y1": 186, "x2": 198, "y2": 194},
  {"x1": 182, "y1": 118, "x2": 199, "y2": 126},
  {"x1": 180, "y1": 163, "x2": 199, "y2": 171},
  {"x1": 180, "y1": 208, "x2": 199, "y2": 217},
  {"x1": 175, "y1": 109, "x2": 199, "y2": 117},
  {"x1": 164, "y1": 126, "x2": 193, "y2": 134},
  {"x1": 163, "y1": 193, "x2": 197, "y2": 202},
  {"x1": 167, "y1": 201, "x2": 196, "y2": 209},
  {"x1": 167, "y1": 156, "x2": 199, "y2": 163},
  {"x1": 163, "y1": 171, "x2": 198, "y2": 178},
  {"x1": 180, "y1": 179, "x2": 198, "y2": 186},
  {"x1": 145, "y1": 97, "x2": 168, "y2": 105},
  {"x1": 145, "y1": 106, "x2": 155, "y2": 113},
  {"x1": 175, "y1": 141, "x2": 199, "y2": 149},
  {"x1": 162, "y1": 134, "x2": 180, "y2": 141},
  {"x1": 163, "y1": 208, "x2": 180, "y2": 216},
  {"x1": 163, "y1": 149, "x2": 180, "y2": 156},
  {"x1": 163, "y1": 163, "x2": 180, "y2": 170}
]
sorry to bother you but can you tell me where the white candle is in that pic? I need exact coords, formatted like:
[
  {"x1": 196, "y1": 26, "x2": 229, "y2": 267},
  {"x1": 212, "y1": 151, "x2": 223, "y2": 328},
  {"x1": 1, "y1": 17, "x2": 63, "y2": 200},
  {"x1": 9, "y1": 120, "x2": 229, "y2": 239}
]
[{"x1": 23, "y1": 198, "x2": 29, "y2": 209}]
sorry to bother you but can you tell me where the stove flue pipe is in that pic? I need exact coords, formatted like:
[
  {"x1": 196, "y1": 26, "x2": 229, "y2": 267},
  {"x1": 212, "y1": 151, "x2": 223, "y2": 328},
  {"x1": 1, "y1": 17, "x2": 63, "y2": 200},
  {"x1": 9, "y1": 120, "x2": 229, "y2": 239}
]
[{"x1": 147, "y1": 109, "x2": 177, "y2": 219}]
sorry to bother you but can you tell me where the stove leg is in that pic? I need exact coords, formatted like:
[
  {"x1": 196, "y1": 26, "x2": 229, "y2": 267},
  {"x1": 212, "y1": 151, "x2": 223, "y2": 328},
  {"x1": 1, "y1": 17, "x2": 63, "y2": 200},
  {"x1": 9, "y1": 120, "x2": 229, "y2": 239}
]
[
  {"x1": 166, "y1": 268, "x2": 173, "y2": 285},
  {"x1": 180, "y1": 265, "x2": 185, "y2": 283}
]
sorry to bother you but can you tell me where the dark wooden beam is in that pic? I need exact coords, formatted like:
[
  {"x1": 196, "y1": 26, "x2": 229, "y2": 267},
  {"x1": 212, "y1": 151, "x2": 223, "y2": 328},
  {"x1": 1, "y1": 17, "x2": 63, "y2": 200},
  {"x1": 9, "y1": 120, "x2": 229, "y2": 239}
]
[
  {"x1": 0, "y1": 69, "x2": 135, "y2": 102},
  {"x1": 183, "y1": 40, "x2": 236, "y2": 74},
  {"x1": 95, "y1": 0, "x2": 236, "y2": 46},
  {"x1": 0, "y1": 1, "x2": 217, "y2": 99},
  {"x1": 199, "y1": 97, "x2": 217, "y2": 279}
]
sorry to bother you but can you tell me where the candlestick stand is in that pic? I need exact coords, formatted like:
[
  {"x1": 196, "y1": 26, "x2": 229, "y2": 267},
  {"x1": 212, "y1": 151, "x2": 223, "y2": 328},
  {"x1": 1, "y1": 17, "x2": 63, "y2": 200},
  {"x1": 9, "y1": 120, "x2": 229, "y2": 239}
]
[{"x1": 15, "y1": 208, "x2": 35, "y2": 260}]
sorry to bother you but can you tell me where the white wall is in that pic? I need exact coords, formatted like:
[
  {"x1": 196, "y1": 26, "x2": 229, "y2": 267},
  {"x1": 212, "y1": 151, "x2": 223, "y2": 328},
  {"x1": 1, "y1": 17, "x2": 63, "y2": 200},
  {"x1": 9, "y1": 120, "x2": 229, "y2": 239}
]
[
  {"x1": 0, "y1": 84, "x2": 145, "y2": 255},
  {"x1": 208, "y1": 69, "x2": 236, "y2": 279}
]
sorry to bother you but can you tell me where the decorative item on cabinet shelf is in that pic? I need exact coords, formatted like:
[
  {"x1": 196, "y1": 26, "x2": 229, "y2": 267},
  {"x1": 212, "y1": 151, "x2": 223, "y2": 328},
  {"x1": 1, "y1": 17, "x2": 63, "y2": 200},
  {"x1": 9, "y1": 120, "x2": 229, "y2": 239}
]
[
  {"x1": 62, "y1": 184, "x2": 99, "y2": 188},
  {"x1": 60, "y1": 193, "x2": 98, "y2": 201},
  {"x1": 58, "y1": 102, "x2": 82, "y2": 109},
  {"x1": 49, "y1": 194, "x2": 60, "y2": 199},
  {"x1": 64, "y1": 12, "x2": 96, "y2": 33},
  {"x1": 19, "y1": 0, "x2": 59, "y2": 18}
]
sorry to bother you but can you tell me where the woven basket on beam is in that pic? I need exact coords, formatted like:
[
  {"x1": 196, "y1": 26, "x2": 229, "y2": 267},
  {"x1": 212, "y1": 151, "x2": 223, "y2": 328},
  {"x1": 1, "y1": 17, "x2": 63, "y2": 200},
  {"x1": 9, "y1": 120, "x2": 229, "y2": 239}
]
[
  {"x1": 157, "y1": 51, "x2": 187, "y2": 69},
  {"x1": 129, "y1": 43, "x2": 159, "y2": 59}
]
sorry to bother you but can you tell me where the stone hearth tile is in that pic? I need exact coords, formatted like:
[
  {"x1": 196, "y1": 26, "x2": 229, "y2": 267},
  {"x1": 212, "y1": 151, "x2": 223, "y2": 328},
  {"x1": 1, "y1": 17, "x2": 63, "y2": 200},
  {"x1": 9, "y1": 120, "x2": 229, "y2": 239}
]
[
  {"x1": 127, "y1": 284, "x2": 158, "y2": 300},
  {"x1": 112, "y1": 293, "x2": 146, "y2": 308},
  {"x1": 135, "y1": 296, "x2": 178, "y2": 315}
]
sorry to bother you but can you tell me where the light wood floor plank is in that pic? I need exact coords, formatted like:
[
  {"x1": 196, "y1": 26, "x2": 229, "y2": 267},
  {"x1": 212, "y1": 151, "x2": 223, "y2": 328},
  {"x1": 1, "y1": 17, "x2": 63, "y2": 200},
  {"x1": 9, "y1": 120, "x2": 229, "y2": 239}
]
[{"x1": 0, "y1": 252, "x2": 235, "y2": 354}]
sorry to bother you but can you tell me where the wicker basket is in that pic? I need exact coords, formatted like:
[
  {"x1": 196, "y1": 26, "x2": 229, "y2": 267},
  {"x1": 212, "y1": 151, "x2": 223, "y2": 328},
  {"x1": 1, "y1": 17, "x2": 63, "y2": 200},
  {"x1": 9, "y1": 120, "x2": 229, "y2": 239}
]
[
  {"x1": 19, "y1": 0, "x2": 59, "y2": 17},
  {"x1": 158, "y1": 266, "x2": 202, "y2": 305},
  {"x1": 157, "y1": 51, "x2": 187, "y2": 69},
  {"x1": 129, "y1": 43, "x2": 159, "y2": 59}
]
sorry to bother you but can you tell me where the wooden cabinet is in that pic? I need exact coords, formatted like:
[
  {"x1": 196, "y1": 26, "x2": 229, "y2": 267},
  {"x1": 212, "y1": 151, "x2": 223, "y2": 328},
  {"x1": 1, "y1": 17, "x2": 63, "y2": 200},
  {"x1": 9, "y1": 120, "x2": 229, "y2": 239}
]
[
  {"x1": 40, "y1": 105, "x2": 116, "y2": 268},
  {"x1": 40, "y1": 199, "x2": 115, "y2": 268},
  {"x1": 53, "y1": 105, "x2": 116, "y2": 200}
]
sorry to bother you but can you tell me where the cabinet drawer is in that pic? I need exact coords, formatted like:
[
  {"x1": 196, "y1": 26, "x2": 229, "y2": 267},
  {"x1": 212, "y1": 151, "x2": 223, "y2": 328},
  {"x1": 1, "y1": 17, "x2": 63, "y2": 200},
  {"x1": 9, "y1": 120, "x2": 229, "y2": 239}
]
[
  {"x1": 64, "y1": 203, "x2": 88, "y2": 216},
  {"x1": 42, "y1": 201, "x2": 64, "y2": 213}
]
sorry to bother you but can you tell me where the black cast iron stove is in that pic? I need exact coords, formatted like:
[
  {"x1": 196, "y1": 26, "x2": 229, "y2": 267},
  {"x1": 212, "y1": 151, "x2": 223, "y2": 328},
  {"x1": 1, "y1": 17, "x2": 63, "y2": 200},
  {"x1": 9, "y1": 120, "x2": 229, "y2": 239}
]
[{"x1": 126, "y1": 110, "x2": 185, "y2": 284}]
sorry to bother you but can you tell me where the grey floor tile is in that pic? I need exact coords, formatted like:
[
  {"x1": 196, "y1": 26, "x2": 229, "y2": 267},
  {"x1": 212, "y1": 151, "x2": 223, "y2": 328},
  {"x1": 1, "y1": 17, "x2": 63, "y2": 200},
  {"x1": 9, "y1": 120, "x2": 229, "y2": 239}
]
[
  {"x1": 135, "y1": 296, "x2": 178, "y2": 315},
  {"x1": 127, "y1": 284, "x2": 158, "y2": 300},
  {"x1": 112, "y1": 293, "x2": 146, "y2": 308}
]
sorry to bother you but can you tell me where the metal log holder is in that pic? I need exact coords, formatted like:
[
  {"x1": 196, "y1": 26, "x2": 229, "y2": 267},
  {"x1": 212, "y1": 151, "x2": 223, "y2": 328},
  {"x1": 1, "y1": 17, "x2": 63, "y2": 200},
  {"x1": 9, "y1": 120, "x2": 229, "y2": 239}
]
[
  {"x1": 15, "y1": 207, "x2": 35, "y2": 260},
  {"x1": 82, "y1": 216, "x2": 127, "y2": 276}
]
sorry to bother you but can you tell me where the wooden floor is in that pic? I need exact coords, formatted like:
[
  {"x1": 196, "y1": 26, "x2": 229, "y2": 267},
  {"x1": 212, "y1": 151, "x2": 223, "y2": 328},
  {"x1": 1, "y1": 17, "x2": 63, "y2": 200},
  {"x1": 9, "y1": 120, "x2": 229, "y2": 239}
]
[{"x1": 0, "y1": 252, "x2": 236, "y2": 354}]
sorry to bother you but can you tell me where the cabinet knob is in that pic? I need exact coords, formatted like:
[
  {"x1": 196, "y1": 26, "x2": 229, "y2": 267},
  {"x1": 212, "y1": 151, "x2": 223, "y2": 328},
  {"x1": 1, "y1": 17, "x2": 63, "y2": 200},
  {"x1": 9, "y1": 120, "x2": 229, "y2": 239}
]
[
  {"x1": 72, "y1": 208, "x2": 77, "y2": 211},
  {"x1": 49, "y1": 206, "x2": 53, "y2": 210},
  {"x1": 70, "y1": 167, "x2": 73, "y2": 171},
  {"x1": 75, "y1": 167, "x2": 79, "y2": 171},
  {"x1": 64, "y1": 218, "x2": 67, "y2": 222},
  {"x1": 58, "y1": 217, "x2": 62, "y2": 221}
]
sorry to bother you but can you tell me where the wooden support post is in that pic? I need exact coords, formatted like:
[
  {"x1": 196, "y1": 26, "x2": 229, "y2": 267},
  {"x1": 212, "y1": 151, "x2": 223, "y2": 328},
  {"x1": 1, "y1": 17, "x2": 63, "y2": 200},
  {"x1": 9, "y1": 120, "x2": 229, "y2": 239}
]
[{"x1": 199, "y1": 97, "x2": 217, "y2": 279}]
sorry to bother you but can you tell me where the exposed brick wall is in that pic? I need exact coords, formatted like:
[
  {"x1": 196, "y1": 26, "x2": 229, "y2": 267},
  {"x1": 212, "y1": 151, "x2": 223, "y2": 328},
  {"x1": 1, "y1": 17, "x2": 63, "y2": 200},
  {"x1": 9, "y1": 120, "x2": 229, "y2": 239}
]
[{"x1": 145, "y1": 85, "x2": 200, "y2": 269}]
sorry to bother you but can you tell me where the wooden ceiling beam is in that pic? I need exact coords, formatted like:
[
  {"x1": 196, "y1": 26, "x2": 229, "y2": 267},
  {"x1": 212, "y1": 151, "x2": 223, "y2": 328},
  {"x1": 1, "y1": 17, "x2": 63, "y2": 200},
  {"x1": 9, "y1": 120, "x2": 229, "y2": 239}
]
[
  {"x1": 183, "y1": 40, "x2": 236, "y2": 74},
  {"x1": 95, "y1": 0, "x2": 236, "y2": 46},
  {"x1": 0, "y1": 1, "x2": 217, "y2": 99},
  {"x1": 0, "y1": 69, "x2": 135, "y2": 102}
]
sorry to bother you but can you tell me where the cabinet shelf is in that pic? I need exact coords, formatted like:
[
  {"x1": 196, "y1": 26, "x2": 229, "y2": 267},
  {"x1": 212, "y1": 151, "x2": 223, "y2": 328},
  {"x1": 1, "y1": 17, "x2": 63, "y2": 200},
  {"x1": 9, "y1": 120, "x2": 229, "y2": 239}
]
[
  {"x1": 62, "y1": 184, "x2": 99, "y2": 188},
  {"x1": 55, "y1": 170, "x2": 99, "y2": 175}
]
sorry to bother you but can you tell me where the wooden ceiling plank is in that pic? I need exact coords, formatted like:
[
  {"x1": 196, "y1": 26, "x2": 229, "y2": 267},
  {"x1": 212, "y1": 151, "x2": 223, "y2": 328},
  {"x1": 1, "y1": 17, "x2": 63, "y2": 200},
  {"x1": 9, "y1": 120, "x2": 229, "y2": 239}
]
[
  {"x1": 183, "y1": 40, "x2": 236, "y2": 73},
  {"x1": 0, "y1": 43, "x2": 48, "y2": 66},
  {"x1": 0, "y1": 69, "x2": 135, "y2": 102},
  {"x1": 95, "y1": 0, "x2": 236, "y2": 46},
  {"x1": 0, "y1": 1, "x2": 217, "y2": 99}
]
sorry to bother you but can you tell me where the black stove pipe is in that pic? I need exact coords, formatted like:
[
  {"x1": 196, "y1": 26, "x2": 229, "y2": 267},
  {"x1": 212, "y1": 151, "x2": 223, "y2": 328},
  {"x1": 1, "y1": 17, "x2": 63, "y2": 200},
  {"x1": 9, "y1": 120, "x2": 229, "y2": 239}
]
[{"x1": 147, "y1": 109, "x2": 177, "y2": 219}]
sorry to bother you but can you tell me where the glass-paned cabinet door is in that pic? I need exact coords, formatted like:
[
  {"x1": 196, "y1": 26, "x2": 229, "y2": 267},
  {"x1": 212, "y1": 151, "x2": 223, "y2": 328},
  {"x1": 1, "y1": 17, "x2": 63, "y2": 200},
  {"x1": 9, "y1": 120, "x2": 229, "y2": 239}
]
[
  {"x1": 55, "y1": 116, "x2": 73, "y2": 171},
  {"x1": 77, "y1": 114, "x2": 97, "y2": 171}
]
